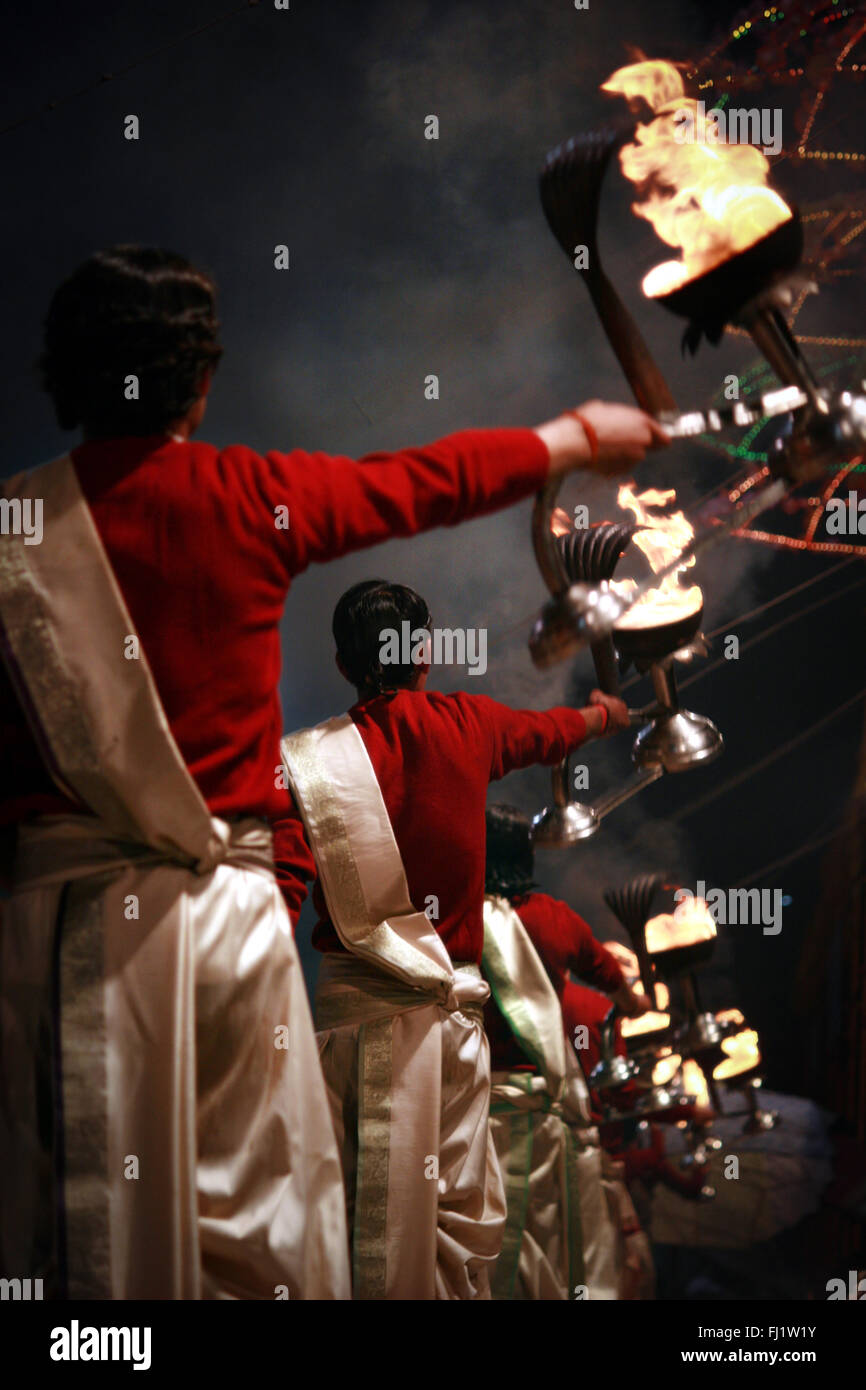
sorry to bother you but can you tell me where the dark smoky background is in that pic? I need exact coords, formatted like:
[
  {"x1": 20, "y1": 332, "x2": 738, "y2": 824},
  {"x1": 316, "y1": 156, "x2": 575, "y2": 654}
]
[{"x1": 3, "y1": 0, "x2": 865, "y2": 1095}]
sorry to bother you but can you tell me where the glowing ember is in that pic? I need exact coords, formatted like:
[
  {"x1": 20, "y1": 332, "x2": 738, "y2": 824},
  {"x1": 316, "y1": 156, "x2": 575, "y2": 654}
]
[
  {"x1": 611, "y1": 484, "x2": 702, "y2": 628},
  {"x1": 601, "y1": 60, "x2": 792, "y2": 296},
  {"x1": 621, "y1": 979, "x2": 671, "y2": 1036},
  {"x1": 681, "y1": 1058, "x2": 711, "y2": 1108},
  {"x1": 645, "y1": 897, "x2": 717, "y2": 953},
  {"x1": 652, "y1": 1049, "x2": 681, "y2": 1087},
  {"x1": 714, "y1": 1028, "x2": 761, "y2": 1080},
  {"x1": 716, "y1": 1008, "x2": 745, "y2": 1027}
]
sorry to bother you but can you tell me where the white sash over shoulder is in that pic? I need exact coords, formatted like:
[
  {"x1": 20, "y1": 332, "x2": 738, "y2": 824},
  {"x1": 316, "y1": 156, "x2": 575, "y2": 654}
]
[
  {"x1": 281, "y1": 717, "x2": 488, "y2": 1011},
  {"x1": 0, "y1": 454, "x2": 351, "y2": 1300},
  {"x1": 282, "y1": 717, "x2": 497, "y2": 1300},
  {"x1": 482, "y1": 895, "x2": 620, "y2": 1300},
  {"x1": 482, "y1": 894, "x2": 591, "y2": 1120},
  {"x1": 0, "y1": 455, "x2": 227, "y2": 868}
]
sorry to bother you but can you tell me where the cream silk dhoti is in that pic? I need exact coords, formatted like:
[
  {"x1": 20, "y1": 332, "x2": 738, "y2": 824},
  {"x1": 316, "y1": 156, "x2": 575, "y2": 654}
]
[
  {"x1": 281, "y1": 720, "x2": 507, "y2": 1300},
  {"x1": 488, "y1": 1074, "x2": 623, "y2": 1301},
  {"x1": 483, "y1": 895, "x2": 621, "y2": 1300},
  {"x1": 0, "y1": 456, "x2": 351, "y2": 1300},
  {"x1": 1, "y1": 817, "x2": 350, "y2": 1300},
  {"x1": 316, "y1": 955, "x2": 506, "y2": 1300}
]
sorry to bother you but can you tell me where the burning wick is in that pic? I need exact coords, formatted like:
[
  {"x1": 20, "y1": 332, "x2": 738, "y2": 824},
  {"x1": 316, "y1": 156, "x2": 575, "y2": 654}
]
[
  {"x1": 611, "y1": 483, "x2": 702, "y2": 629},
  {"x1": 653, "y1": 1054, "x2": 712, "y2": 1109},
  {"x1": 714, "y1": 1025, "x2": 761, "y2": 1080},
  {"x1": 645, "y1": 898, "x2": 717, "y2": 952},
  {"x1": 601, "y1": 59, "x2": 792, "y2": 297},
  {"x1": 621, "y1": 979, "x2": 671, "y2": 1037},
  {"x1": 652, "y1": 1048, "x2": 681, "y2": 1087},
  {"x1": 681, "y1": 1058, "x2": 711, "y2": 1109}
]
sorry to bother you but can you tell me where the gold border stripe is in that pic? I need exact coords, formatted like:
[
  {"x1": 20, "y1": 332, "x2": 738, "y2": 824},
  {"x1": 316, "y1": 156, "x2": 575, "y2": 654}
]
[{"x1": 353, "y1": 1018, "x2": 393, "y2": 1300}]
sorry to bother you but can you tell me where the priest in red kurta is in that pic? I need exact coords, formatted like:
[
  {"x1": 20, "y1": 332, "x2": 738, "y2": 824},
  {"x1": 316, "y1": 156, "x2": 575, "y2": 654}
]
[
  {"x1": 279, "y1": 579, "x2": 634, "y2": 1299},
  {"x1": 0, "y1": 245, "x2": 667, "y2": 1302},
  {"x1": 482, "y1": 804, "x2": 654, "y2": 1299}
]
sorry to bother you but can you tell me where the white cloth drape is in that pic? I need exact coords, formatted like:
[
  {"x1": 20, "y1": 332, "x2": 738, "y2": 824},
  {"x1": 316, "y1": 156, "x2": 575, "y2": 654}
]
[
  {"x1": 1, "y1": 817, "x2": 352, "y2": 1300},
  {"x1": 317, "y1": 956, "x2": 505, "y2": 1300},
  {"x1": 0, "y1": 457, "x2": 351, "y2": 1300}
]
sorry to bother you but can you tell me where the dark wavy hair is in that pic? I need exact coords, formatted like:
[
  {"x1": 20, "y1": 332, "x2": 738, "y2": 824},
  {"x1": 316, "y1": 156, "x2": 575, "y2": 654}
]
[
  {"x1": 39, "y1": 245, "x2": 223, "y2": 436},
  {"x1": 333, "y1": 579, "x2": 431, "y2": 695},
  {"x1": 485, "y1": 804, "x2": 536, "y2": 902}
]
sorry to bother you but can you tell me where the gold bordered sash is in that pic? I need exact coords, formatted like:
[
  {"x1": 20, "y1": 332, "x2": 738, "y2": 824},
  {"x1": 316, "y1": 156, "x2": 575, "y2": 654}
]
[
  {"x1": 0, "y1": 455, "x2": 225, "y2": 868},
  {"x1": 281, "y1": 718, "x2": 488, "y2": 1006},
  {"x1": 484, "y1": 898, "x2": 624, "y2": 1297},
  {"x1": 283, "y1": 718, "x2": 491, "y2": 1299},
  {"x1": 482, "y1": 894, "x2": 591, "y2": 1119}
]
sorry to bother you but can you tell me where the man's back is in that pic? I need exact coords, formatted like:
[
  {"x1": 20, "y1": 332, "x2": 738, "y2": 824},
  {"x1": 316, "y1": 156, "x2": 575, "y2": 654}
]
[
  {"x1": 310, "y1": 689, "x2": 589, "y2": 961},
  {"x1": 484, "y1": 891, "x2": 624, "y2": 1070},
  {"x1": 0, "y1": 427, "x2": 549, "y2": 827},
  {"x1": 1, "y1": 435, "x2": 293, "y2": 823},
  {"x1": 515, "y1": 891, "x2": 624, "y2": 999}
]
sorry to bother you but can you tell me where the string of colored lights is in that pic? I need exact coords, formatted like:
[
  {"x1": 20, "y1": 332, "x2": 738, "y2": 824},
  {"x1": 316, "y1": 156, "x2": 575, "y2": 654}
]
[
  {"x1": 696, "y1": 341, "x2": 866, "y2": 551},
  {"x1": 688, "y1": 3, "x2": 865, "y2": 166},
  {"x1": 692, "y1": 0, "x2": 866, "y2": 159}
]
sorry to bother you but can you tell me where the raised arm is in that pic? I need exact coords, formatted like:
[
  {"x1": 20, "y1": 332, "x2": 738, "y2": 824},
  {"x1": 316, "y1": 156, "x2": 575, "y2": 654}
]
[
  {"x1": 468, "y1": 690, "x2": 632, "y2": 781},
  {"x1": 556, "y1": 905, "x2": 652, "y2": 1018},
  {"x1": 249, "y1": 403, "x2": 667, "y2": 570},
  {"x1": 555, "y1": 901, "x2": 628, "y2": 996}
]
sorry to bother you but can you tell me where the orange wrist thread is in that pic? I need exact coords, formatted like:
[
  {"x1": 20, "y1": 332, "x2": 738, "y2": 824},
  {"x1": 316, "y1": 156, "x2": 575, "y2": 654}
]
[{"x1": 571, "y1": 410, "x2": 599, "y2": 466}]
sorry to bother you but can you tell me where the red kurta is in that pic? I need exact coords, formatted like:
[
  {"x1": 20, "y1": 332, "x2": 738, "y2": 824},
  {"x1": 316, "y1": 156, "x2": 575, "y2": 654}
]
[
  {"x1": 0, "y1": 428, "x2": 549, "y2": 836},
  {"x1": 485, "y1": 891, "x2": 624, "y2": 1071},
  {"x1": 285, "y1": 690, "x2": 591, "y2": 964},
  {"x1": 560, "y1": 978, "x2": 623, "y2": 1079}
]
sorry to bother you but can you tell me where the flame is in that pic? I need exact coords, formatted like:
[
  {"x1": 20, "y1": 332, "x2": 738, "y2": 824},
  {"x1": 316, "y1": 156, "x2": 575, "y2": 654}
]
[
  {"x1": 716, "y1": 1007, "x2": 745, "y2": 1027},
  {"x1": 714, "y1": 1027, "x2": 761, "y2": 1080},
  {"x1": 652, "y1": 1049, "x2": 680, "y2": 1087},
  {"x1": 602, "y1": 60, "x2": 792, "y2": 296},
  {"x1": 621, "y1": 978, "x2": 671, "y2": 1036},
  {"x1": 602, "y1": 59, "x2": 683, "y2": 113},
  {"x1": 611, "y1": 484, "x2": 702, "y2": 629},
  {"x1": 645, "y1": 897, "x2": 717, "y2": 953},
  {"x1": 681, "y1": 1058, "x2": 711, "y2": 1108}
]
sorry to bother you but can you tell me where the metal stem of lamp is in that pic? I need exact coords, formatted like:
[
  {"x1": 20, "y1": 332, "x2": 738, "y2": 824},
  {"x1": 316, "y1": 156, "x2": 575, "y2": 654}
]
[{"x1": 530, "y1": 517, "x2": 721, "y2": 843}]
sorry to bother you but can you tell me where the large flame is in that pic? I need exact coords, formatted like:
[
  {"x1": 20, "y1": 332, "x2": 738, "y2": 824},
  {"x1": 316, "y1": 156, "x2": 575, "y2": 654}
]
[
  {"x1": 645, "y1": 897, "x2": 717, "y2": 953},
  {"x1": 612, "y1": 484, "x2": 702, "y2": 629},
  {"x1": 602, "y1": 60, "x2": 792, "y2": 296}
]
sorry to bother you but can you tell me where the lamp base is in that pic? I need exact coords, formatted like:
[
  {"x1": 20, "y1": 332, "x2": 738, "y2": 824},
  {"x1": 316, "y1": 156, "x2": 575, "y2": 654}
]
[
  {"x1": 532, "y1": 801, "x2": 600, "y2": 844},
  {"x1": 632, "y1": 710, "x2": 724, "y2": 773}
]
